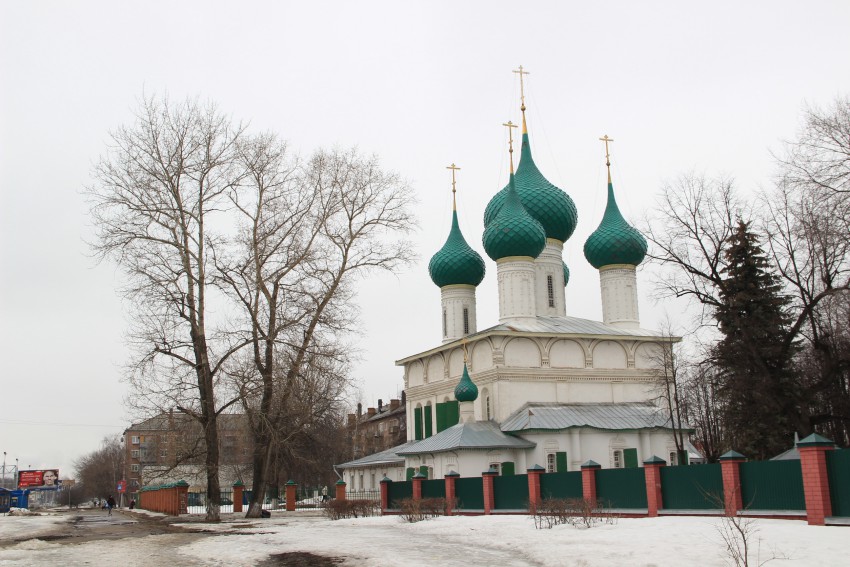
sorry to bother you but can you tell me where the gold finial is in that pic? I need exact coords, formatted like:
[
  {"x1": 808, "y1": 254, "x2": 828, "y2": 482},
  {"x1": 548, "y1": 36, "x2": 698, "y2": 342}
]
[
  {"x1": 446, "y1": 163, "x2": 461, "y2": 211},
  {"x1": 503, "y1": 120, "x2": 518, "y2": 173},
  {"x1": 512, "y1": 65, "x2": 530, "y2": 133},
  {"x1": 461, "y1": 336, "x2": 469, "y2": 362},
  {"x1": 599, "y1": 134, "x2": 614, "y2": 183}
]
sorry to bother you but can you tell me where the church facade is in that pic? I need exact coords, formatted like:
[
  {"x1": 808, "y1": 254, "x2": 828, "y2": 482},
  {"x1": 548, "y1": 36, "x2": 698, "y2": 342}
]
[{"x1": 337, "y1": 75, "x2": 686, "y2": 484}]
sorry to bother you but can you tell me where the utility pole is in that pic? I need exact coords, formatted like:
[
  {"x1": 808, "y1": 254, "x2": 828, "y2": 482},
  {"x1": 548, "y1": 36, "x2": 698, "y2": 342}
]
[{"x1": 2, "y1": 452, "x2": 6, "y2": 489}]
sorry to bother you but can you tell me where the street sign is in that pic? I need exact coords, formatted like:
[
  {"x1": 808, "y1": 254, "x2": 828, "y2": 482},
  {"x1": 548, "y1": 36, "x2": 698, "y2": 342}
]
[{"x1": 117, "y1": 480, "x2": 126, "y2": 493}]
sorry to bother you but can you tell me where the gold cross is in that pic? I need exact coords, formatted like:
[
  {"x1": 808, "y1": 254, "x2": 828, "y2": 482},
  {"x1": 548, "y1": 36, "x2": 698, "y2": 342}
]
[
  {"x1": 446, "y1": 163, "x2": 461, "y2": 209},
  {"x1": 503, "y1": 120, "x2": 518, "y2": 172},
  {"x1": 599, "y1": 134, "x2": 614, "y2": 166},
  {"x1": 512, "y1": 65, "x2": 530, "y2": 110}
]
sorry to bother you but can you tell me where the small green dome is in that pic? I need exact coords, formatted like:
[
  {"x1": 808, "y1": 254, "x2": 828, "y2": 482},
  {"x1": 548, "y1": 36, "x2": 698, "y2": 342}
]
[
  {"x1": 483, "y1": 173, "x2": 546, "y2": 261},
  {"x1": 429, "y1": 210, "x2": 486, "y2": 287},
  {"x1": 583, "y1": 181, "x2": 647, "y2": 269},
  {"x1": 454, "y1": 363, "x2": 478, "y2": 402},
  {"x1": 483, "y1": 134, "x2": 578, "y2": 242},
  {"x1": 563, "y1": 261, "x2": 570, "y2": 286}
]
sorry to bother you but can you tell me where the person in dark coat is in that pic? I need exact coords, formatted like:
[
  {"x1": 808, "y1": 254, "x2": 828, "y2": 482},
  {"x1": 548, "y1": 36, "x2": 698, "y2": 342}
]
[{"x1": 106, "y1": 495, "x2": 116, "y2": 516}]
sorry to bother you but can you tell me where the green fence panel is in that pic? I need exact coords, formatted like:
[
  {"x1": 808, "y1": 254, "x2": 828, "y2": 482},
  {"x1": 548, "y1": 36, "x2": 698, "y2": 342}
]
[
  {"x1": 421, "y1": 478, "x2": 446, "y2": 499},
  {"x1": 660, "y1": 463, "x2": 724, "y2": 510},
  {"x1": 739, "y1": 460, "x2": 805, "y2": 511},
  {"x1": 494, "y1": 473, "x2": 529, "y2": 510},
  {"x1": 827, "y1": 448, "x2": 850, "y2": 517},
  {"x1": 455, "y1": 477, "x2": 484, "y2": 511},
  {"x1": 501, "y1": 462, "x2": 515, "y2": 476},
  {"x1": 386, "y1": 481, "x2": 412, "y2": 509},
  {"x1": 539, "y1": 471, "x2": 583, "y2": 500},
  {"x1": 596, "y1": 467, "x2": 647, "y2": 509}
]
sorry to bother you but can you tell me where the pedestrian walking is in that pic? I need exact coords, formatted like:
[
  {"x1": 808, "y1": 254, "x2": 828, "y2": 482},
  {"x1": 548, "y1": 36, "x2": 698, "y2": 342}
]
[{"x1": 106, "y1": 495, "x2": 116, "y2": 516}]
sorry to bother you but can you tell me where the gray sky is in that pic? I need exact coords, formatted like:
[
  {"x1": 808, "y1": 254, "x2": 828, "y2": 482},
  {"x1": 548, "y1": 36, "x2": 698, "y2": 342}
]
[{"x1": 2, "y1": 1, "x2": 849, "y2": 478}]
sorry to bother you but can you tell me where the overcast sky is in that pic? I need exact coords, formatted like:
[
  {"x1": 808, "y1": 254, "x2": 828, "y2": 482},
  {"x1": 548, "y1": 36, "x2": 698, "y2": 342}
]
[{"x1": 2, "y1": 1, "x2": 849, "y2": 479}]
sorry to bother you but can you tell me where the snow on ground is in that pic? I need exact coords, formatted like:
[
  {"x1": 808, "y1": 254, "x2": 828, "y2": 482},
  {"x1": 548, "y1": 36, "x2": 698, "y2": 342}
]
[
  {"x1": 1, "y1": 511, "x2": 848, "y2": 566},
  {"x1": 178, "y1": 514, "x2": 849, "y2": 567},
  {"x1": 0, "y1": 510, "x2": 68, "y2": 542}
]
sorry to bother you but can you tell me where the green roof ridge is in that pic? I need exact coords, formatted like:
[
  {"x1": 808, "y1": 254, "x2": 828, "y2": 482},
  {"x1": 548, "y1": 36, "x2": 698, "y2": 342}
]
[
  {"x1": 429, "y1": 209, "x2": 486, "y2": 287},
  {"x1": 583, "y1": 181, "x2": 647, "y2": 268}
]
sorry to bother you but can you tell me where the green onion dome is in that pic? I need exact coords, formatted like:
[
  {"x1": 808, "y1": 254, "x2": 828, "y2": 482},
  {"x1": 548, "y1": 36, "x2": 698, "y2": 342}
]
[
  {"x1": 583, "y1": 181, "x2": 647, "y2": 269},
  {"x1": 454, "y1": 363, "x2": 478, "y2": 402},
  {"x1": 563, "y1": 261, "x2": 570, "y2": 286},
  {"x1": 483, "y1": 134, "x2": 578, "y2": 242},
  {"x1": 483, "y1": 173, "x2": 546, "y2": 261},
  {"x1": 429, "y1": 210, "x2": 486, "y2": 287}
]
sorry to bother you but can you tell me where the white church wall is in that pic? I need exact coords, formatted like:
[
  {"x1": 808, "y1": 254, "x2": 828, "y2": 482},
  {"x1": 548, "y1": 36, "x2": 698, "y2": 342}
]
[
  {"x1": 448, "y1": 348, "x2": 464, "y2": 378},
  {"x1": 591, "y1": 341, "x2": 628, "y2": 369},
  {"x1": 548, "y1": 339, "x2": 586, "y2": 368},
  {"x1": 634, "y1": 342, "x2": 662, "y2": 369},
  {"x1": 407, "y1": 361, "x2": 424, "y2": 387},
  {"x1": 503, "y1": 337, "x2": 542, "y2": 367},
  {"x1": 427, "y1": 355, "x2": 445, "y2": 383},
  {"x1": 471, "y1": 341, "x2": 493, "y2": 371}
]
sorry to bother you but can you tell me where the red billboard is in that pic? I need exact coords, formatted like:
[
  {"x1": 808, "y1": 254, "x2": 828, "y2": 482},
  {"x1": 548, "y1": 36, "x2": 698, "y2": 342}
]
[{"x1": 18, "y1": 469, "x2": 60, "y2": 488}]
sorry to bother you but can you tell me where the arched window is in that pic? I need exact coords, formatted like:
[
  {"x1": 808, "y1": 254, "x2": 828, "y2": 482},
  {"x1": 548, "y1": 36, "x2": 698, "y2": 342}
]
[
  {"x1": 547, "y1": 275, "x2": 555, "y2": 307},
  {"x1": 546, "y1": 453, "x2": 556, "y2": 473},
  {"x1": 463, "y1": 307, "x2": 469, "y2": 334},
  {"x1": 442, "y1": 309, "x2": 447, "y2": 337}
]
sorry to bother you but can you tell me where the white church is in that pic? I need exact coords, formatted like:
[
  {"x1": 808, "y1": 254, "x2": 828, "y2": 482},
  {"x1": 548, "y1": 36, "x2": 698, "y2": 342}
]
[{"x1": 337, "y1": 76, "x2": 688, "y2": 489}]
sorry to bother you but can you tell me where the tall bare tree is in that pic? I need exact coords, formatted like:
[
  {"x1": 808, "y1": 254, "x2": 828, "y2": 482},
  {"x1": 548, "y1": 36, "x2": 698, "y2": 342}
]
[
  {"x1": 218, "y1": 141, "x2": 416, "y2": 517},
  {"x1": 75, "y1": 436, "x2": 125, "y2": 501},
  {"x1": 89, "y1": 95, "x2": 247, "y2": 521}
]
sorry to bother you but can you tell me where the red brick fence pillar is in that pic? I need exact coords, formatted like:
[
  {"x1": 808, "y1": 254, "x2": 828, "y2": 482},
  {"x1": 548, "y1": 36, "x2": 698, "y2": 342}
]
[
  {"x1": 380, "y1": 476, "x2": 391, "y2": 513},
  {"x1": 798, "y1": 433, "x2": 836, "y2": 526},
  {"x1": 719, "y1": 450, "x2": 746, "y2": 516},
  {"x1": 581, "y1": 460, "x2": 601, "y2": 507},
  {"x1": 482, "y1": 466, "x2": 498, "y2": 515},
  {"x1": 643, "y1": 456, "x2": 666, "y2": 517},
  {"x1": 335, "y1": 480, "x2": 347, "y2": 501},
  {"x1": 412, "y1": 471, "x2": 425, "y2": 500},
  {"x1": 527, "y1": 465, "x2": 544, "y2": 512},
  {"x1": 444, "y1": 471, "x2": 459, "y2": 516},
  {"x1": 233, "y1": 481, "x2": 244, "y2": 514},
  {"x1": 285, "y1": 480, "x2": 297, "y2": 512}
]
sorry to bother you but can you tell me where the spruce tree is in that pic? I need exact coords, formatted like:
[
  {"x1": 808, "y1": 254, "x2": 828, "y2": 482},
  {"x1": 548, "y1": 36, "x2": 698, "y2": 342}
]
[{"x1": 713, "y1": 220, "x2": 799, "y2": 459}]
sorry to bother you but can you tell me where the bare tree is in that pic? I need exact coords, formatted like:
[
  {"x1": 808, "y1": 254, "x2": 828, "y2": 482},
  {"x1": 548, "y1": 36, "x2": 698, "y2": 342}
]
[
  {"x1": 218, "y1": 142, "x2": 416, "y2": 517},
  {"x1": 75, "y1": 436, "x2": 125, "y2": 501},
  {"x1": 88, "y1": 95, "x2": 247, "y2": 521},
  {"x1": 647, "y1": 322, "x2": 688, "y2": 463}
]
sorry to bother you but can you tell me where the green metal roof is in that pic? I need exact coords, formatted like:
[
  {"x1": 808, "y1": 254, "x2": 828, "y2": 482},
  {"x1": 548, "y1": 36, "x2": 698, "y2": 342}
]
[
  {"x1": 583, "y1": 181, "x2": 647, "y2": 268},
  {"x1": 454, "y1": 363, "x2": 478, "y2": 402},
  {"x1": 482, "y1": 173, "x2": 546, "y2": 261},
  {"x1": 483, "y1": 134, "x2": 578, "y2": 242},
  {"x1": 428, "y1": 209, "x2": 486, "y2": 287},
  {"x1": 563, "y1": 261, "x2": 570, "y2": 286}
]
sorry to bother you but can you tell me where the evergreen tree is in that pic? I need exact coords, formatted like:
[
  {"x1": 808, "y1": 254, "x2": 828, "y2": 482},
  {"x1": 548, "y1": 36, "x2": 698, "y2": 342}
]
[{"x1": 713, "y1": 221, "x2": 799, "y2": 459}]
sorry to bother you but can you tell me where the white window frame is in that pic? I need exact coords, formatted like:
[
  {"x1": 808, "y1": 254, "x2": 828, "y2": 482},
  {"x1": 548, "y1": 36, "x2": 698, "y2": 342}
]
[
  {"x1": 546, "y1": 453, "x2": 556, "y2": 473},
  {"x1": 130, "y1": 464, "x2": 140, "y2": 472},
  {"x1": 131, "y1": 449, "x2": 140, "y2": 458},
  {"x1": 131, "y1": 436, "x2": 140, "y2": 445},
  {"x1": 612, "y1": 449, "x2": 623, "y2": 469}
]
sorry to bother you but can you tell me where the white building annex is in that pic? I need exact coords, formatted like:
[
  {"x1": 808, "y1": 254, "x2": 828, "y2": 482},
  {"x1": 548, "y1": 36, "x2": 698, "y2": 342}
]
[{"x1": 337, "y1": 69, "x2": 687, "y2": 485}]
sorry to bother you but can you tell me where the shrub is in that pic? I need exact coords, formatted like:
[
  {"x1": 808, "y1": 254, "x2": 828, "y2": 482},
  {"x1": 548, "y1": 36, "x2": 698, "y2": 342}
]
[
  {"x1": 531, "y1": 498, "x2": 618, "y2": 529},
  {"x1": 322, "y1": 499, "x2": 380, "y2": 520},
  {"x1": 398, "y1": 497, "x2": 456, "y2": 523}
]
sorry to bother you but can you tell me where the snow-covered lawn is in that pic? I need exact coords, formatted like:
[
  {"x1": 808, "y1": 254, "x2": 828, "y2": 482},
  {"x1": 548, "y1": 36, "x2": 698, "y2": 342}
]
[{"x1": 1, "y1": 511, "x2": 848, "y2": 566}]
